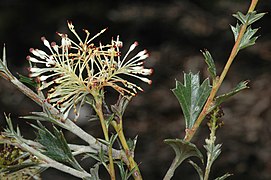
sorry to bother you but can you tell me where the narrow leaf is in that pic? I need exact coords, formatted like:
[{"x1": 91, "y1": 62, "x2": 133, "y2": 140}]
[
  {"x1": 172, "y1": 72, "x2": 212, "y2": 129},
  {"x1": 188, "y1": 160, "x2": 203, "y2": 180},
  {"x1": 116, "y1": 161, "x2": 126, "y2": 180},
  {"x1": 247, "y1": 12, "x2": 266, "y2": 25},
  {"x1": 3, "y1": 44, "x2": 6, "y2": 66},
  {"x1": 213, "y1": 80, "x2": 249, "y2": 109},
  {"x1": 201, "y1": 50, "x2": 216, "y2": 79},
  {"x1": 214, "y1": 173, "x2": 233, "y2": 180},
  {"x1": 18, "y1": 73, "x2": 38, "y2": 88}
]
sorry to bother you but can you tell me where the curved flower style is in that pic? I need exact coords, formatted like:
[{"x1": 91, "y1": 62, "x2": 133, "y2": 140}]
[{"x1": 27, "y1": 21, "x2": 152, "y2": 119}]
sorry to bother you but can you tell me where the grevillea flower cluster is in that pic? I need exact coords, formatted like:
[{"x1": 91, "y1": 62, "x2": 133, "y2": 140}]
[{"x1": 27, "y1": 21, "x2": 152, "y2": 119}]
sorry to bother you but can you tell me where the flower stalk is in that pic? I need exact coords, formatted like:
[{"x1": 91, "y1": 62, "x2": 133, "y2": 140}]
[
  {"x1": 112, "y1": 118, "x2": 142, "y2": 180},
  {"x1": 93, "y1": 93, "x2": 116, "y2": 180}
]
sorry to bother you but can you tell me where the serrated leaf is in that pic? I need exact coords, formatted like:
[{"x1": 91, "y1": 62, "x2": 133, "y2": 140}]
[
  {"x1": 230, "y1": 23, "x2": 241, "y2": 41},
  {"x1": 164, "y1": 139, "x2": 203, "y2": 178},
  {"x1": 231, "y1": 24, "x2": 259, "y2": 50},
  {"x1": 188, "y1": 160, "x2": 203, "y2": 180},
  {"x1": 233, "y1": 11, "x2": 265, "y2": 26},
  {"x1": 172, "y1": 72, "x2": 212, "y2": 129},
  {"x1": 35, "y1": 123, "x2": 74, "y2": 164},
  {"x1": 213, "y1": 80, "x2": 249, "y2": 110},
  {"x1": 201, "y1": 50, "x2": 216, "y2": 79},
  {"x1": 204, "y1": 142, "x2": 222, "y2": 165},
  {"x1": 215, "y1": 173, "x2": 233, "y2": 180},
  {"x1": 239, "y1": 26, "x2": 259, "y2": 50}
]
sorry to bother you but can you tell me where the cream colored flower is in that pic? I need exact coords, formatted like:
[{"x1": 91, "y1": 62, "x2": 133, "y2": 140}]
[{"x1": 28, "y1": 21, "x2": 152, "y2": 119}]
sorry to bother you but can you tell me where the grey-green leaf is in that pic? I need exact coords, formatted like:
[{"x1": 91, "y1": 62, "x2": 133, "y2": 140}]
[
  {"x1": 233, "y1": 11, "x2": 265, "y2": 26},
  {"x1": 35, "y1": 123, "x2": 74, "y2": 164},
  {"x1": 239, "y1": 26, "x2": 259, "y2": 50},
  {"x1": 164, "y1": 139, "x2": 203, "y2": 179},
  {"x1": 214, "y1": 173, "x2": 233, "y2": 180},
  {"x1": 230, "y1": 23, "x2": 241, "y2": 41},
  {"x1": 188, "y1": 160, "x2": 203, "y2": 180},
  {"x1": 213, "y1": 80, "x2": 249, "y2": 109},
  {"x1": 90, "y1": 164, "x2": 100, "y2": 180},
  {"x1": 201, "y1": 50, "x2": 216, "y2": 79},
  {"x1": 172, "y1": 72, "x2": 212, "y2": 129}
]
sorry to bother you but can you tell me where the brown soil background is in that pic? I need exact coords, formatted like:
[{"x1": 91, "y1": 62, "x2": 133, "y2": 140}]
[{"x1": 0, "y1": 0, "x2": 270, "y2": 179}]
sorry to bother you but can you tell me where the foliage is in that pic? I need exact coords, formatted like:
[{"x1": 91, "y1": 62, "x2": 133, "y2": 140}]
[{"x1": 0, "y1": 1, "x2": 265, "y2": 180}]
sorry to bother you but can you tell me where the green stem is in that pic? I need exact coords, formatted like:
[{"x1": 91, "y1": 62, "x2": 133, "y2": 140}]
[
  {"x1": 94, "y1": 94, "x2": 116, "y2": 180},
  {"x1": 112, "y1": 120, "x2": 142, "y2": 180},
  {"x1": 184, "y1": 0, "x2": 259, "y2": 142}
]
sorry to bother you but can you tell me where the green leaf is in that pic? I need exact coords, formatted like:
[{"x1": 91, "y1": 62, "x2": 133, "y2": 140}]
[
  {"x1": 127, "y1": 135, "x2": 138, "y2": 152},
  {"x1": 214, "y1": 173, "x2": 233, "y2": 180},
  {"x1": 231, "y1": 11, "x2": 265, "y2": 51},
  {"x1": 233, "y1": 11, "x2": 265, "y2": 26},
  {"x1": 213, "y1": 80, "x2": 249, "y2": 109},
  {"x1": 35, "y1": 123, "x2": 74, "y2": 164},
  {"x1": 239, "y1": 26, "x2": 259, "y2": 50},
  {"x1": 172, "y1": 72, "x2": 212, "y2": 129},
  {"x1": 116, "y1": 161, "x2": 126, "y2": 180},
  {"x1": 231, "y1": 24, "x2": 259, "y2": 50},
  {"x1": 230, "y1": 23, "x2": 242, "y2": 42},
  {"x1": 201, "y1": 50, "x2": 216, "y2": 79},
  {"x1": 204, "y1": 140, "x2": 222, "y2": 165},
  {"x1": 188, "y1": 160, "x2": 203, "y2": 180},
  {"x1": 18, "y1": 73, "x2": 38, "y2": 88},
  {"x1": 164, "y1": 139, "x2": 203, "y2": 179}
]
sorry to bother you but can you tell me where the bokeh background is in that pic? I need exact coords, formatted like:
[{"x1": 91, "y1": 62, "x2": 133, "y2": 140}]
[{"x1": 0, "y1": 0, "x2": 270, "y2": 179}]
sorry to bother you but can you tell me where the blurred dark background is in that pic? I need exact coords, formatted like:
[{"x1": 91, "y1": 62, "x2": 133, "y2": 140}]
[{"x1": 0, "y1": 0, "x2": 271, "y2": 179}]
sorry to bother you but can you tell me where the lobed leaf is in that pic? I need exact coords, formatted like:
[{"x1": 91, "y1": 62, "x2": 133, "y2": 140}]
[
  {"x1": 34, "y1": 123, "x2": 74, "y2": 164},
  {"x1": 164, "y1": 139, "x2": 203, "y2": 175},
  {"x1": 233, "y1": 11, "x2": 265, "y2": 26},
  {"x1": 172, "y1": 72, "x2": 212, "y2": 129}
]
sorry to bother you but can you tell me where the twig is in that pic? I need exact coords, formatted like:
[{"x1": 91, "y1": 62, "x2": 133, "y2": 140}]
[{"x1": 184, "y1": 0, "x2": 259, "y2": 142}]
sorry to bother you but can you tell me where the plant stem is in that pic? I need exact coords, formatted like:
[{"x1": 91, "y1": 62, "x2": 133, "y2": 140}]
[
  {"x1": 94, "y1": 94, "x2": 116, "y2": 180},
  {"x1": 203, "y1": 112, "x2": 218, "y2": 180},
  {"x1": 112, "y1": 119, "x2": 142, "y2": 180},
  {"x1": 184, "y1": 0, "x2": 259, "y2": 142},
  {"x1": 0, "y1": 72, "x2": 127, "y2": 160}
]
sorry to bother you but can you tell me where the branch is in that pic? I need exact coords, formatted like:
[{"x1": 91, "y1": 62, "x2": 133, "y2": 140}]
[
  {"x1": 0, "y1": 66, "x2": 126, "y2": 162},
  {"x1": 184, "y1": 0, "x2": 260, "y2": 142}
]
